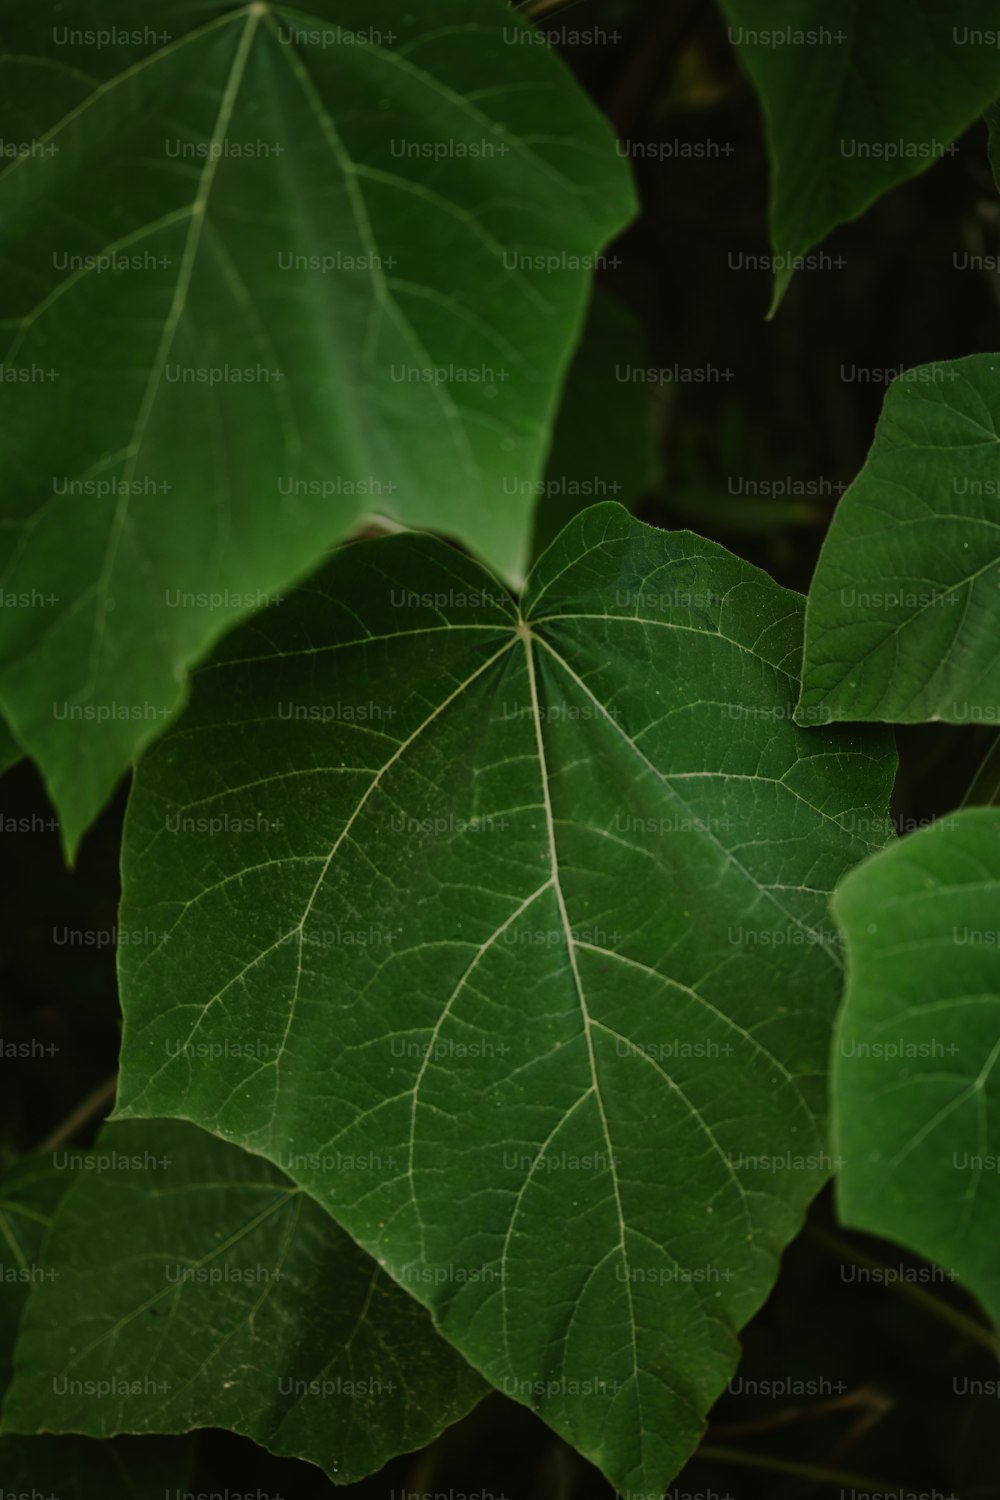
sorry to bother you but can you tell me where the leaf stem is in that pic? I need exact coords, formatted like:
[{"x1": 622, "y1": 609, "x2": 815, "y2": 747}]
[
  {"x1": 708, "y1": 1383, "x2": 889, "y2": 1440},
  {"x1": 35, "y1": 1073, "x2": 117, "y2": 1153},
  {"x1": 960, "y1": 731, "x2": 1000, "y2": 808},
  {"x1": 807, "y1": 1223, "x2": 997, "y2": 1355},
  {"x1": 696, "y1": 1443, "x2": 910, "y2": 1490}
]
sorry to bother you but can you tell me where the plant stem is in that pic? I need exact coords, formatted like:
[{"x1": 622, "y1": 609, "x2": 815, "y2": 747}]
[
  {"x1": 35, "y1": 1074, "x2": 118, "y2": 1153},
  {"x1": 697, "y1": 1443, "x2": 910, "y2": 1490},
  {"x1": 808, "y1": 1223, "x2": 997, "y2": 1356},
  {"x1": 961, "y1": 731, "x2": 1000, "y2": 808},
  {"x1": 709, "y1": 1383, "x2": 889, "y2": 1441},
  {"x1": 519, "y1": 0, "x2": 583, "y2": 18}
]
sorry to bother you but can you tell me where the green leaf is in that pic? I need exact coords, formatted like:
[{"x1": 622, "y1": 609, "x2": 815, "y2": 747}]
[
  {"x1": 832, "y1": 808, "x2": 1000, "y2": 1334},
  {"x1": 531, "y1": 289, "x2": 650, "y2": 561},
  {"x1": 0, "y1": 1154, "x2": 68, "y2": 1390},
  {"x1": 114, "y1": 503, "x2": 895, "y2": 1493},
  {"x1": 0, "y1": 1152, "x2": 197, "y2": 1496},
  {"x1": 2, "y1": 1119, "x2": 484, "y2": 1481},
  {"x1": 0, "y1": 0, "x2": 635, "y2": 857},
  {"x1": 797, "y1": 355, "x2": 1000, "y2": 726},
  {"x1": 720, "y1": 2, "x2": 1000, "y2": 309}
]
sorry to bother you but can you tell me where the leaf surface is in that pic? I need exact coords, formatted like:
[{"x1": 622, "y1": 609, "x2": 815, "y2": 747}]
[
  {"x1": 833, "y1": 808, "x2": 1000, "y2": 1333},
  {"x1": 797, "y1": 356, "x2": 1000, "y2": 726},
  {"x1": 720, "y1": 2, "x2": 1000, "y2": 307},
  {"x1": 0, "y1": 0, "x2": 634, "y2": 853},
  {"x1": 0, "y1": 1153, "x2": 68, "y2": 1390},
  {"x1": 0, "y1": 1151, "x2": 197, "y2": 1496},
  {"x1": 114, "y1": 504, "x2": 895, "y2": 1492},
  {"x1": 2, "y1": 1120, "x2": 484, "y2": 1481}
]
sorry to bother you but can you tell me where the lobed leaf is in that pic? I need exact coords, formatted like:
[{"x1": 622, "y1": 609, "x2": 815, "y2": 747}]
[
  {"x1": 114, "y1": 503, "x2": 895, "y2": 1492},
  {"x1": 0, "y1": 0, "x2": 634, "y2": 854}
]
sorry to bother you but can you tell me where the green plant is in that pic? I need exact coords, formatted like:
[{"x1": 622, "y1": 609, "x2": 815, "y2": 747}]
[{"x1": 2, "y1": 3, "x2": 999, "y2": 1497}]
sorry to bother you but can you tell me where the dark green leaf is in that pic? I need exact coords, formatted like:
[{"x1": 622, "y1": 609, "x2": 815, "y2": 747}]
[
  {"x1": 833, "y1": 808, "x2": 1000, "y2": 1335},
  {"x1": 0, "y1": 1152, "x2": 197, "y2": 1498},
  {"x1": 114, "y1": 503, "x2": 895, "y2": 1492},
  {"x1": 0, "y1": 0, "x2": 634, "y2": 854},
  {"x1": 797, "y1": 355, "x2": 1000, "y2": 726},
  {"x1": 720, "y1": 2, "x2": 1000, "y2": 308},
  {"x1": 0, "y1": 1154, "x2": 67, "y2": 1390},
  {"x1": 2, "y1": 1119, "x2": 485, "y2": 1482}
]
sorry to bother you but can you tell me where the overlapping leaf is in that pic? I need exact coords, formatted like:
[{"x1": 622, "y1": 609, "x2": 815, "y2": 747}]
[
  {"x1": 0, "y1": 1152, "x2": 69, "y2": 1389},
  {"x1": 797, "y1": 356, "x2": 1000, "y2": 725},
  {"x1": 833, "y1": 808, "x2": 1000, "y2": 1333},
  {"x1": 113, "y1": 504, "x2": 895, "y2": 1492},
  {"x1": 0, "y1": 1150, "x2": 197, "y2": 1494},
  {"x1": 0, "y1": 0, "x2": 634, "y2": 854},
  {"x1": 720, "y1": 2, "x2": 1000, "y2": 308},
  {"x1": 2, "y1": 1119, "x2": 484, "y2": 1480}
]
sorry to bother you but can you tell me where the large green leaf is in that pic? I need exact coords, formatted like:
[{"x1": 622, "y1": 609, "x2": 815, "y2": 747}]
[
  {"x1": 113, "y1": 504, "x2": 895, "y2": 1493},
  {"x1": 0, "y1": 0, "x2": 634, "y2": 857},
  {"x1": 720, "y1": 2, "x2": 1000, "y2": 308},
  {"x1": 2, "y1": 1119, "x2": 484, "y2": 1480},
  {"x1": 797, "y1": 356, "x2": 1000, "y2": 726},
  {"x1": 833, "y1": 808, "x2": 1000, "y2": 1333}
]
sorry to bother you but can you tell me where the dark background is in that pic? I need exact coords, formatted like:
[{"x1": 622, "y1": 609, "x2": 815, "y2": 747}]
[{"x1": 3, "y1": 0, "x2": 1000, "y2": 1493}]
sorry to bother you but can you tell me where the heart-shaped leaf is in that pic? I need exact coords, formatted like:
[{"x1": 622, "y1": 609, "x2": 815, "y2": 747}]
[
  {"x1": 0, "y1": 0, "x2": 634, "y2": 854},
  {"x1": 114, "y1": 504, "x2": 895, "y2": 1492}
]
